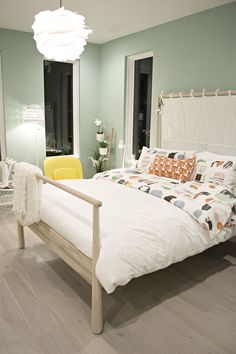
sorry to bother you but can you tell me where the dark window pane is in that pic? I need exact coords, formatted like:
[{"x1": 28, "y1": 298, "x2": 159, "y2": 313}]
[
  {"x1": 133, "y1": 57, "x2": 153, "y2": 159},
  {"x1": 44, "y1": 61, "x2": 73, "y2": 156}
]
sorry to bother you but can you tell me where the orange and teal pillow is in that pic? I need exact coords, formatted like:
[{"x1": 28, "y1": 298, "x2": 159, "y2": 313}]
[{"x1": 149, "y1": 155, "x2": 196, "y2": 182}]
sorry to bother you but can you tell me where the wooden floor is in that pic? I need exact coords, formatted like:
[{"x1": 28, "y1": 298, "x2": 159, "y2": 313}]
[{"x1": 0, "y1": 214, "x2": 236, "y2": 354}]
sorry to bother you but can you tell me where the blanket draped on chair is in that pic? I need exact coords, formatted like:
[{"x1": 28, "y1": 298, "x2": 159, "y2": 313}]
[{"x1": 13, "y1": 162, "x2": 43, "y2": 226}]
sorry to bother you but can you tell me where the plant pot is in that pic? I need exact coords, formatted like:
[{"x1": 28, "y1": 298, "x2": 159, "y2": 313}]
[
  {"x1": 99, "y1": 147, "x2": 108, "y2": 155},
  {"x1": 96, "y1": 133, "x2": 105, "y2": 142}
]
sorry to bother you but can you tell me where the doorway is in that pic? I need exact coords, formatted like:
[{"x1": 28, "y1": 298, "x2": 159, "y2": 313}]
[
  {"x1": 125, "y1": 51, "x2": 153, "y2": 161},
  {"x1": 133, "y1": 57, "x2": 153, "y2": 158}
]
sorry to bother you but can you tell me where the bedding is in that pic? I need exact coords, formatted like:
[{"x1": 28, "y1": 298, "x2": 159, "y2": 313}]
[
  {"x1": 96, "y1": 169, "x2": 236, "y2": 238},
  {"x1": 148, "y1": 180, "x2": 236, "y2": 238},
  {"x1": 193, "y1": 152, "x2": 236, "y2": 191},
  {"x1": 40, "y1": 173, "x2": 236, "y2": 294}
]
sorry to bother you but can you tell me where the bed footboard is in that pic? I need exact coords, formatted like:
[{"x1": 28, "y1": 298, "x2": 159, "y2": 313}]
[{"x1": 16, "y1": 174, "x2": 103, "y2": 334}]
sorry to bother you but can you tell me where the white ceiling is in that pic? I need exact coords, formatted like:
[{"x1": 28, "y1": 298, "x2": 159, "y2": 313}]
[{"x1": 0, "y1": 0, "x2": 233, "y2": 43}]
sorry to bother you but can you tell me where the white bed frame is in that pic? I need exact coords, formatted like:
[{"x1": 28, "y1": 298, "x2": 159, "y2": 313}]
[{"x1": 17, "y1": 174, "x2": 103, "y2": 334}]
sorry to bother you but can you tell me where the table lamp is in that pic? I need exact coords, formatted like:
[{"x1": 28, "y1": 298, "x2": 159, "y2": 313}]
[{"x1": 118, "y1": 139, "x2": 126, "y2": 169}]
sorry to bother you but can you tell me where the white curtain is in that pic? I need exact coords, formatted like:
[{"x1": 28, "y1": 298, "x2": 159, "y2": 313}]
[{"x1": 161, "y1": 95, "x2": 236, "y2": 155}]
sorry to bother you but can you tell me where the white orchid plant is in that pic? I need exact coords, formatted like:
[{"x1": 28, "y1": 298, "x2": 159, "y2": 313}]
[
  {"x1": 89, "y1": 154, "x2": 108, "y2": 173},
  {"x1": 89, "y1": 120, "x2": 110, "y2": 174},
  {"x1": 94, "y1": 119, "x2": 104, "y2": 134},
  {"x1": 99, "y1": 140, "x2": 108, "y2": 148}
]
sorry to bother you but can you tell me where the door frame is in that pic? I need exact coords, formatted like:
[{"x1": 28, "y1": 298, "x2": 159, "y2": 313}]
[
  {"x1": 72, "y1": 60, "x2": 80, "y2": 157},
  {"x1": 0, "y1": 51, "x2": 7, "y2": 160},
  {"x1": 125, "y1": 50, "x2": 153, "y2": 161}
]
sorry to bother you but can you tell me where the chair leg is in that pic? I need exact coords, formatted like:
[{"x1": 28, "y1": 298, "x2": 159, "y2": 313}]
[
  {"x1": 91, "y1": 272, "x2": 103, "y2": 334},
  {"x1": 17, "y1": 220, "x2": 25, "y2": 249}
]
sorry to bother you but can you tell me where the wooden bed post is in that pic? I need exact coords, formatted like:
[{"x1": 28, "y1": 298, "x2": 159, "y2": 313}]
[
  {"x1": 91, "y1": 205, "x2": 103, "y2": 334},
  {"x1": 17, "y1": 219, "x2": 25, "y2": 249},
  {"x1": 22, "y1": 174, "x2": 104, "y2": 334}
]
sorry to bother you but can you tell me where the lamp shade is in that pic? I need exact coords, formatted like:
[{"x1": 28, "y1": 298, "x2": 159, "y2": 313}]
[{"x1": 32, "y1": 7, "x2": 92, "y2": 62}]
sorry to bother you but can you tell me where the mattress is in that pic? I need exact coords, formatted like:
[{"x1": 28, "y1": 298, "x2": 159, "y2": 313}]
[{"x1": 40, "y1": 179, "x2": 236, "y2": 293}]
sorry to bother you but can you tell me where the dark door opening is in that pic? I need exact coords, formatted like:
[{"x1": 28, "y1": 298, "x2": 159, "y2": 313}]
[
  {"x1": 44, "y1": 60, "x2": 73, "y2": 156},
  {"x1": 133, "y1": 57, "x2": 153, "y2": 159}
]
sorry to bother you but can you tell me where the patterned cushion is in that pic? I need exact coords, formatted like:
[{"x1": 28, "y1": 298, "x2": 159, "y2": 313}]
[
  {"x1": 192, "y1": 154, "x2": 236, "y2": 191},
  {"x1": 137, "y1": 146, "x2": 195, "y2": 171},
  {"x1": 149, "y1": 156, "x2": 196, "y2": 182},
  {"x1": 137, "y1": 147, "x2": 156, "y2": 170}
]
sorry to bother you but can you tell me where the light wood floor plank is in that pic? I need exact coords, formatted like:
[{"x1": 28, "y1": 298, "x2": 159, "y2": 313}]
[
  {"x1": 0, "y1": 214, "x2": 236, "y2": 354},
  {"x1": 0, "y1": 273, "x2": 45, "y2": 354}
]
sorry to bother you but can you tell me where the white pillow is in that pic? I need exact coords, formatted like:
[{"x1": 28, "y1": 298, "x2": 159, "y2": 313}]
[
  {"x1": 203, "y1": 151, "x2": 236, "y2": 162},
  {"x1": 137, "y1": 147, "x2": 157, "y2": 170},
  {"x1": 137, "y1": 146, "x2": 196, "y2": 171},
  {"x1": 193, "y1": 152, "x2": 236, "y2": 192}
]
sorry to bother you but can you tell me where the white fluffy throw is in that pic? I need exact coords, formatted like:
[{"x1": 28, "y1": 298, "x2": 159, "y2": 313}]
[{"x1": 13, "y1": 162, "x2": 43, "y2": 226}]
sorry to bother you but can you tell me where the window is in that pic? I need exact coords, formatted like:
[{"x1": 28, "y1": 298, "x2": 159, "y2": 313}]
[
  {"x1": 125, "y1": 52, "x2": 153, "y2": 161},
  {"x1": 43, "y1": 60, "x2": 79, "y2": 157}
]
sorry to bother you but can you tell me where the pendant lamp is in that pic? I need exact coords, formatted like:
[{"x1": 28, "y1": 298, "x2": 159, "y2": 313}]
[{"x1": 32, "y1": 1, "x2": 92, "y2": 62}]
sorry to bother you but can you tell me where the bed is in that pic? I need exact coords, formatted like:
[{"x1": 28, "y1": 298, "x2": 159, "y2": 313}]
[{"x1": 15, "y1": 89, "x2": 236, "y2": 334}]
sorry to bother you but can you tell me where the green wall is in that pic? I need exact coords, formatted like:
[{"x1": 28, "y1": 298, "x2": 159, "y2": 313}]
[
  {"x1": 99, "y1": 1, "x2": 236, "y2": 167},
  {"x1": 0, "y1": 28, "x2": 100, "y2": 175},
  {"x1": 0, "y1": 29, "x2": 45, "y2": 167},
  {"x1": 79, "y1": 43, "x2": 100, "y2": 177},
  {"x1": 0, "y1": 2, "x2": 236, "y2": 176}
]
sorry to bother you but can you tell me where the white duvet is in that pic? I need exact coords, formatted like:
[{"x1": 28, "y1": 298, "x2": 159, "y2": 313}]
[{"x1": 40, "y1": 179, "x2": 234, "y2": 293}]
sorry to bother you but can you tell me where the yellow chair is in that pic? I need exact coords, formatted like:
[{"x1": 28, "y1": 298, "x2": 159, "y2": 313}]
[{"x1": 44, "y1": 156, "x2": 83, "y2": 180}]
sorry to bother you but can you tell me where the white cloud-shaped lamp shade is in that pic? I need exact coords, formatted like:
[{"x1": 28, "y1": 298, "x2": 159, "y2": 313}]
[{"x1": 32, "y1": 7, "x2": 92, "y2": 62}]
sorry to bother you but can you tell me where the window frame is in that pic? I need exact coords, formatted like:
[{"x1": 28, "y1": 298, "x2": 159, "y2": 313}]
[
  {"x1": 72, "y1": 60, "x2": 80, "y2": 157},
  {"x1": 43, "y1": 59, "x2": 80, "y2": 157},
  {"x1": 0, "y1": 51, "x2": 7, "y2": 160}
]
